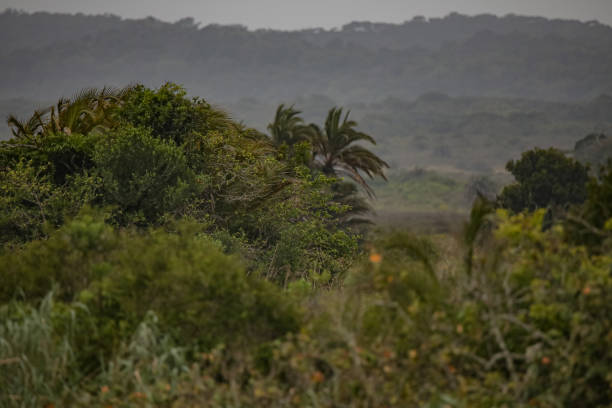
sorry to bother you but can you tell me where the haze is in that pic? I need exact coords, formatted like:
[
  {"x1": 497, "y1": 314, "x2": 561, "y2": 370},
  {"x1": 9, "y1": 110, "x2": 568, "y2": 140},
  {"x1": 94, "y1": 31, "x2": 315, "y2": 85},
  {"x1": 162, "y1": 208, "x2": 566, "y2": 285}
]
[{"x1": 2, "y1": 0, "x2": 612, "y2": 29}]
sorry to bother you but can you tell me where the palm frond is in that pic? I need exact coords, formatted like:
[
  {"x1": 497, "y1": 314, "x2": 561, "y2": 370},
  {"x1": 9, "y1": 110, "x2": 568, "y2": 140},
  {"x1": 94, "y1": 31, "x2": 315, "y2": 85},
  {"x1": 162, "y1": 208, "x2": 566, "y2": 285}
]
[{"x1": 311, "y1": 107, "x2": 389, "y2": 195}]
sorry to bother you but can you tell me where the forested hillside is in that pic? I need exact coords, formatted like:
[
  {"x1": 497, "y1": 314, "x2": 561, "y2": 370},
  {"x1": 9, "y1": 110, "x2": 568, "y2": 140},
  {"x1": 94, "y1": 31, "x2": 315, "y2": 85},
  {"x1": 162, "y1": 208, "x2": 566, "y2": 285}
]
[{"x1": 2, "y1": 9, "x2": 612, "y2": 104}]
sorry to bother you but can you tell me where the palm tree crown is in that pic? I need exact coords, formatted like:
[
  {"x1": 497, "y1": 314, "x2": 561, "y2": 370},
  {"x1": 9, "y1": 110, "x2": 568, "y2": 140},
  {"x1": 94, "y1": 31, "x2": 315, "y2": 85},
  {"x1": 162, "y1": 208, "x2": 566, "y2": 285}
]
[
  {"x1": 267, "y1": 104, "x2": 314, "y2": 147},
  {"x1": 7, "y1": 86, "x2": 129, "y2": 142},
  {"x1": 311, "y1": 107, "x2": 388, "y2": 196}
]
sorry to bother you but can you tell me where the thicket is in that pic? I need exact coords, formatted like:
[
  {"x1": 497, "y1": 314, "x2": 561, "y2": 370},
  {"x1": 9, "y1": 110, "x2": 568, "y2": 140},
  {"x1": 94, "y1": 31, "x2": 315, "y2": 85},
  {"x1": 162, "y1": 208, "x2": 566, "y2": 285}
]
[{"x1": 1, "y1": 83, "x2": 611, "y2": 407}]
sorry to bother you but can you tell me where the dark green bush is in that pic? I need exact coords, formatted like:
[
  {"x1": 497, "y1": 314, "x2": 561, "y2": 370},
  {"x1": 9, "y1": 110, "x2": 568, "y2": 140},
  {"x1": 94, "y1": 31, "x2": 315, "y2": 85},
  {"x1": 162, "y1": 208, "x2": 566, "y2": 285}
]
[
  {"x1": 94, "y1": 125, "x2": 198, "y2": 224},
  {"x1": 498, "y1": 147, "x2": 589, "y2": 212}
]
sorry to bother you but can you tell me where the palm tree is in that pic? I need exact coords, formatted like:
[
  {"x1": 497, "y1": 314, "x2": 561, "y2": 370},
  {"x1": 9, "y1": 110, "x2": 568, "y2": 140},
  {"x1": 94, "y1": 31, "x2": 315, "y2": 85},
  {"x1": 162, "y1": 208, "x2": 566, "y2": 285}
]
[
  {"x1": 267, "y1": 104, "x2": 314, "y2": 147},
  {"x1": 311, "y1": 107, "x2": 388, "y2": 197},
  {"x1": 6, "y1": 107, "x2": 49, "y2": 143},
  {"x1": 7, "y1": 86, "x2": 130, "y2": 142}
]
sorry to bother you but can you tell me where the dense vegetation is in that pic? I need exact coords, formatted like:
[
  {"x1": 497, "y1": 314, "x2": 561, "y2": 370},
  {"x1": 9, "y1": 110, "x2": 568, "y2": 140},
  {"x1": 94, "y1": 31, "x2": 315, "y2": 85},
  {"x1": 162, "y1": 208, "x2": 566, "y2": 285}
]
[{"x1": 1, "y1": 82, "x2": 611, "y2": 407}]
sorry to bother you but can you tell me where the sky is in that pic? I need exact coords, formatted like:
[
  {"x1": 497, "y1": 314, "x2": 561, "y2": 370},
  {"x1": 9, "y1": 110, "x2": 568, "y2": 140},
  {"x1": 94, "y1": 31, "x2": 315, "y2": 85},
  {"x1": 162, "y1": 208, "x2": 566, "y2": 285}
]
[{"x1": 2, "y1": 0, "x2": 612, "y2": 29}]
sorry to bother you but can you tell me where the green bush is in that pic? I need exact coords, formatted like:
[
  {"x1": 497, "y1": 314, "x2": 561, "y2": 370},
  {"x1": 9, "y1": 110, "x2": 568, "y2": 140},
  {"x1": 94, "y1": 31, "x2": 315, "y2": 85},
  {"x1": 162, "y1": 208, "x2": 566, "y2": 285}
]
[
  {"x1": 94, "y1": 126, "x2": 197, "y2": 224},
  {"x1": 119, "y1": 82, "x2": 230, "y2": 146},
  {"x1": 498, "y1": 147, "x2": 589, "y2": 212},
  {"x1": 1, "y1": 213, "x2": 299, "y2": 352},
  {"x1": 82, "y1": 221, "x2": 300, "y2": 350},
  {"x1": 0, "y1": 210, "x2": 116, "y2": 302}
]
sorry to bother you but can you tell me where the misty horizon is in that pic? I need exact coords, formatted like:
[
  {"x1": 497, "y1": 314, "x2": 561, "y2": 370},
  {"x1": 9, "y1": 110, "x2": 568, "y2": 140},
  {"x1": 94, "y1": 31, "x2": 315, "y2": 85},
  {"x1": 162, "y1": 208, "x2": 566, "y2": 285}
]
[
  {"x1": 2, "y1": 0, "x2": 612, "y2": 30},
  {"x1": 4, "y1": 7, "x2": 612, "y2": 31}
]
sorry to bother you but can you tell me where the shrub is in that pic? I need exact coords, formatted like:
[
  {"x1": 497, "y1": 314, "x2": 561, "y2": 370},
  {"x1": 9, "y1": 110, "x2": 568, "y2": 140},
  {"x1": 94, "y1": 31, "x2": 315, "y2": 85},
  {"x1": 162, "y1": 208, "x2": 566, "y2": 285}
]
[
  {"x1": 498, "y1": 147, "x2": 589, "y2": 212},
  {"x1": 94, "y1": 126, "x2": 197, "y2": 224}
]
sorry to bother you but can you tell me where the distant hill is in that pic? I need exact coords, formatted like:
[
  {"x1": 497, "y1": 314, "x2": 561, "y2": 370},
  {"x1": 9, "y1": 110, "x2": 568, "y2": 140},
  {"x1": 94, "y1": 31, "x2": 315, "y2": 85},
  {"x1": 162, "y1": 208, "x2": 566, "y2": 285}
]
[
  {"x1": 1, "y1": 10, "x2": 612, "y2": 103},
  {"x1": 222, "y1": 93, "x2": 612, "y2": 172}
]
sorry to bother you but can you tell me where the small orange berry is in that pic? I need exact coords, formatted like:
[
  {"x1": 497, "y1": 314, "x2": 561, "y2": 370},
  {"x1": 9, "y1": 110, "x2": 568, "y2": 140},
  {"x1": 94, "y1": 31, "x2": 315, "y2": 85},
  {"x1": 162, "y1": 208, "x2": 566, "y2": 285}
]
[
  {"x1": 541, "y1": 356, "x2": 551, "y2": 365},
  {"x1": 409, "y1": 349, "x2": 418, "y2": 359},
  {"x1": 582, "y1": 287, "x2": 592, "y2": 295},
  {"x1": 101, "y1": 385, "x2": 109, "y2": 393},
  {"x1": 369, "y1": 253, "x2": 382, "y2": 263},
  {"x1": 311, "y1": 371, "x2": 325, "y2": 383}
]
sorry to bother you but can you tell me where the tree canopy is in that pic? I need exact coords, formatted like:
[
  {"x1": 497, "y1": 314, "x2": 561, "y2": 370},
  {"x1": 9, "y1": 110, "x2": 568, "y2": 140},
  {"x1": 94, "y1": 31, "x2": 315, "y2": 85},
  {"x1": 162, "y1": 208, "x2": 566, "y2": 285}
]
[{"x1": 498, "y1": 147, "x2": 590, "y2": 212}]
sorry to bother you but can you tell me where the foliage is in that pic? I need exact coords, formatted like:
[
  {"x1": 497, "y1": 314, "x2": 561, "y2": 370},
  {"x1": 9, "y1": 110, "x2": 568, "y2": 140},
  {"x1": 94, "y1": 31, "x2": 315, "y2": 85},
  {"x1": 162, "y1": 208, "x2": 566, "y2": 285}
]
[
  {"x1": 3, "y1": 209, "x2": 610, "y2": 407},
  {"x1": 565, "y1": 159, "x2": 612, "y2": 250},
  {"x1": 119, "y1": 83, "x2": 231, "y2": 146},
  {"x1": 7, "y1": 87, "x2": 128, "y2": 142},
  {"x1": 94, "y1": 125, "x2": 197, "y2": 224},
  {"x1": 0, "y1": 294, "x2": 82, "y2": 406},
  {"x1": 310, "y1": 107, "x2": 388, "y2": 197},
  {"x1": 267, "y1": 104, "x2": 314, "y2": 148},
  {"x1": 0, "y1": 159, "x2": 97, "y2": 244},
  {"x1": 2, "y1": 82, "x2": 611, "y2": 407},
  {"x1": 230, "y1": 169, "x2": 359, "y2": 285},
  {"x1": 498, "y1": 147, "x2": 590, "y2": 212},
  {"x1": 0, "y1": 214, "x2": 300, "y2": 369}
]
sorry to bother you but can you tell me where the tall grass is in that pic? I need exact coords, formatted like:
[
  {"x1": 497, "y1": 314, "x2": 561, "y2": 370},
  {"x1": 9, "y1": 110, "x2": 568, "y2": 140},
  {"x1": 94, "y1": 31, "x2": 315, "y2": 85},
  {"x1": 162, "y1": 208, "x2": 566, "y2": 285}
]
[{"x1": 0, "y1": 293, "x2": 81, "y2": 406}]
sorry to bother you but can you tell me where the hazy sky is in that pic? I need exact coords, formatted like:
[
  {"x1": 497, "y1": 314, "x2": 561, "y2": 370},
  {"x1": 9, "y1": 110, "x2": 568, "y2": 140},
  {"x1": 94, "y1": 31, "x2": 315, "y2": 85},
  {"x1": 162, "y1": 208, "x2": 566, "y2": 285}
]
[{"x1": 2, "y1": 0, "x2": 612, "y2": 29}]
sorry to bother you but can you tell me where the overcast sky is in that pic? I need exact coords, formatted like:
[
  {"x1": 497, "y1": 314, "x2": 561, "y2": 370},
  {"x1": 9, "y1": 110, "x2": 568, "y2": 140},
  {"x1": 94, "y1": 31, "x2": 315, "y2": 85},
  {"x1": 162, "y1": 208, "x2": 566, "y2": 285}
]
[{"x1": 2, "y1": 0, "x2": 612, "y2": 29}]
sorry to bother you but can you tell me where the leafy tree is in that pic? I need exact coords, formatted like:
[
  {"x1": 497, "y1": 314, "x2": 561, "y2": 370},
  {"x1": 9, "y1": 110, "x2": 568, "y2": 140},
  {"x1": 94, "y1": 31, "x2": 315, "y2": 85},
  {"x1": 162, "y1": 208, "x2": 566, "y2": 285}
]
[
  {"x1": 310, "y1": 107, "x2": 388, "y2": 196},
  {"x1": 498, "y1": 147, "x2": 590, "y2": 212}
]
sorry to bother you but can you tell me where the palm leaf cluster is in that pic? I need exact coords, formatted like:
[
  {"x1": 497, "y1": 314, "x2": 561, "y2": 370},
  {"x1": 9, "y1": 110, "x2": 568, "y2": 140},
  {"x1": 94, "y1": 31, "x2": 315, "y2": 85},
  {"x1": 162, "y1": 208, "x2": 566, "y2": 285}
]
[
  {"x1": 311, "y1": 107, "x2": 388, "y2": 197},
  {"x1": 267, "y1": 105, "x2": 388, "y2": 225},
  {"x1": 268, "y1": 105, "x2": 388, "y2": 197},
  {"x1": 7, "y1": 87, "x2": 130, "y2": 143},
  {"x1": 267, "y1": 104, "x2": 315, "y2": 147}
]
